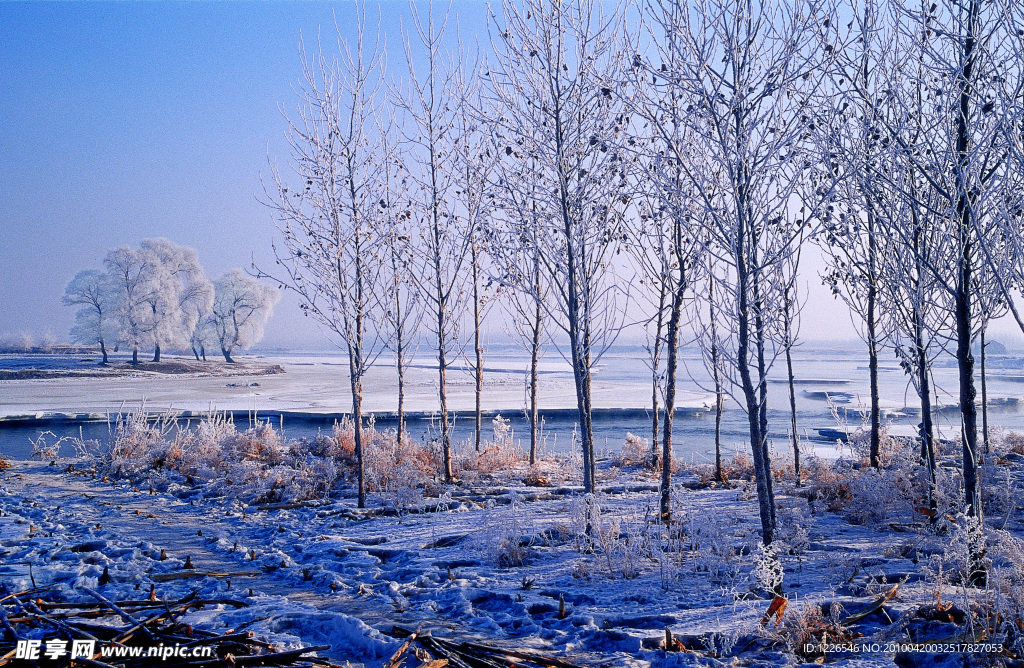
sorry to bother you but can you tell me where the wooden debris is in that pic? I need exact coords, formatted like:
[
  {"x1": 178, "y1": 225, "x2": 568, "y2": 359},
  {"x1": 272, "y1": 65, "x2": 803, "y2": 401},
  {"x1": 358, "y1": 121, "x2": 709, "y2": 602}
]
[
  {"x1": 150, "y1": 570, "x2": 260, "y2": 582},
  {"x1": 388, "y1": 627, "x2": 578, "y2": 668},
  {"x1": 0, "y1": 589, "x2": 338, "y2": 668},
  {"x1": 842, "y1": 584, "x2": 900, "y2": 625}
]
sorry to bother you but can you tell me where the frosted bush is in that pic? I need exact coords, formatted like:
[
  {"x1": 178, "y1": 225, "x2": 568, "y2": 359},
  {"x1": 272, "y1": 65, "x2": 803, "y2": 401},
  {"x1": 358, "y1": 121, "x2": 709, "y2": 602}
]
[
  {"x1": 942, "y1": 511, "x2": 988, "y2": 584},
  {"x1": 617, "y1": 433, "x2": 649, "y2": 467},
  {"x1": 568, "y1": 493, "x2": 603, "y2": 553},
  {"x1": 988, "y1": 530, "x2": 1024, "y2": 654},
  {"x1": 492, "y1": 414, "x2": 512, "y2": 447},
  {"x1": 686, "y1": 510, "x2": 737, "y2": 577},
  {"x1": 481, "y1": 491, "x2": 531, "y2": 567},
  {"x1": 751, "y1": 541, "x2": 783, "y2": 594}
]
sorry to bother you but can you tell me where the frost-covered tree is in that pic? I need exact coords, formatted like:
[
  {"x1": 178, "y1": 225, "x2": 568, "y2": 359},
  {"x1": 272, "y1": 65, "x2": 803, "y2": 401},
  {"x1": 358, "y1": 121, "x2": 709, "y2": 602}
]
[
  {"x1": 620, "y1": 97, "x2": 705, "y2": 519},
  {"x1": 645, "y1": 0, "x2": 836, "y2": 545},
  {"x1": 210, "y1": 270, "x2": 279, "y2": 363},
  {"x1": 830, "y1": 0, "x2": 1024, "y2": 581},
  {"x1": 63, "y1": 269, "x2": 113, "y2": 364},
  {"x1": 484, "y1": 0, "x2": 633, "y2": 493},
  {"x1": 376, "y1": 125, "x2": 422, "y2": 446},
  {"x1": 104, "y1": 246, "x2": 159, "y2": 366},
  {"x1": 395, "y1": 2, "x2": 471, "y2": 483},
  {"x1": 262, "y1": 18, "x2": 385, "y2": 507},
  {"x1": 139, "y1": 238, "x2": 213, "y2": 362}
]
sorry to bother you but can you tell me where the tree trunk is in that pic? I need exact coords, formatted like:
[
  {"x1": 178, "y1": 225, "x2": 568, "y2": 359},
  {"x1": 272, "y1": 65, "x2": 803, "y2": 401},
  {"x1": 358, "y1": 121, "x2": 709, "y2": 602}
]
[
  {"x1": 785, "y1": 335, "x2": 799, "y2": 486},
  {"x1": 132, "y1": 346, "x2": 139, "y2": 366},
  {"x1": 915, "y1": 313, "x2": 937, "y2": 519},
  {"x1": 99, "y1": 340, "x2": 108, "y2": 366},
  {"x1": 529, "y1": 294, "x2": 541, "y2": 466},
  {"x1": 753, "y1": 286, "x2": 777, "y2": 533},
  {"x1": 153, "y1": 343, "x2": 161, "y2": 363},
  {"x1": 200, "y1": 345, "x2": 206, "y2": 362},
  {"x1": 783, "y1": 289, "x2": 800, "y2": 486},
  {"x1": 438, "y1": 332, "x2": 453, "y2": 484},
  {"x1": 867, "y1": 213, "x2": 881, "y2": 469},
  {"x1": 953, "y1": 0, "x2": 984, "y2": 586},
  {"x1": 709, "y1": 273, "x2": 723, "y2": 483},
  {"x1": 736, "y1": 237, "x2": 775, "y2": 546},
  {"x1": 660, "y1": 281, "x2": 685, "y2": 523},
  {"x1": 651, "y1": 281, "x2": 667, "y2": 469},
  {"x1": 192, "y1": 346, "x2": 201, "y2": 362},
  {"x1": 350, "y1": 357, "x2": 366, "y2": 509},
  {"x1": 221, "y1": 346, "x2": 235, "y2": 364},
  {"x1": 396, "y1": 339, "x2": 406, "y2": 447},
  {"x1": 472, "y1": 252, "x2": 483, "y2": 453},
  {"x1": 980, "y1": 327, "x2": 989, "y2": 454}
]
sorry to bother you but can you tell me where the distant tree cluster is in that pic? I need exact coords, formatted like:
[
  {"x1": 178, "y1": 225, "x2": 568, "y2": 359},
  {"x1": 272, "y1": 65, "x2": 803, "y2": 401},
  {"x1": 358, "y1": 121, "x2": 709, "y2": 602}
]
[
  {"x1": 63, "y1": 239, "x2": 279, "y2": 365},
  {"x1": 263, "y1": 0, "x2": 1024, "y2": 578}
]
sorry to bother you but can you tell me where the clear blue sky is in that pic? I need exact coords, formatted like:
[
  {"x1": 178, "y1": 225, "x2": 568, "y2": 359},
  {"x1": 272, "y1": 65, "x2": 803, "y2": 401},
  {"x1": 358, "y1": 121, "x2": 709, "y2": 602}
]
[
  {"x1": 5, "y1": 2, "x2": 1016, "y2": 351},
  {"x1": 0, "y1": 1, "x2": 489, "y2": 349}
]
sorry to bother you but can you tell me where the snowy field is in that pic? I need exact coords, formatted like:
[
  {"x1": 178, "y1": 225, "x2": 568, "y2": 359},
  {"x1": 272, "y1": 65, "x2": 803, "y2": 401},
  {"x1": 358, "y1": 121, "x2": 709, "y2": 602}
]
[{"x1": 3, "y1": 442, "x2": 1024, "y2": 667}]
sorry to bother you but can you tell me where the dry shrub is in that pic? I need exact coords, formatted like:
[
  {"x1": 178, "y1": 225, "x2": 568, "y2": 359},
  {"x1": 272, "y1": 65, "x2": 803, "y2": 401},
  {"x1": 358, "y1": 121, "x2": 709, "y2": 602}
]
[
  {"x1": 770, "y1": 601, "x2": 854, "y2": 659},
  {"x1": 0, "y1": 453, "x2": 10, "y2": 472},
  {"x1": 616, "y1": 433, "x2": 650, "y2": 467},
  {"x1": 1000, "y1": 431, "x2": 1024, "y2": 456},
  {"x1": 803, "y1": 457, "x2": 854, "y2": 513}
]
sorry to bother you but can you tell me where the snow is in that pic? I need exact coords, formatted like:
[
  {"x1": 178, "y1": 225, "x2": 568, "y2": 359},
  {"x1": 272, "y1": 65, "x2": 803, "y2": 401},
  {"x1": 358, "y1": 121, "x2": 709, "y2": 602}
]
[{"x1": 4, "y1": 450, "x2": 1022, "y2": 667}]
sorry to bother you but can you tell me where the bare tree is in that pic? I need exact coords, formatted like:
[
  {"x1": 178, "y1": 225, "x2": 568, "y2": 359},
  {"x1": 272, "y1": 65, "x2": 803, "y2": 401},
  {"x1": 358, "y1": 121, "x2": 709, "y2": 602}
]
[
  {"x1": 395, "y1": 1, "x2": 471, "y2": 483},
  {"x1": 645, "y1": 0, "x2": 835, "y2": 547},
  {"x1": 262, "y1": 17, "x2": 386, "y2": 508},
  {"x1": 63, "y1": 270, "x2": 113, "y2": 365},
  {"x1": 376, "y1": 125, "x2": 422, "y2": 446},
  {"x1": 830, "y1": 0, "x2": 1024, "y2": 583},
  {"x1": 490, "y1": 152, "x2": 551, "y2": 466},
  {"x1": 454, "y1": 55, "x2": 499, "y2": 453},
  {"x1": 621, "y1": 93, "x2": 705, "y2": 519},
  {"x1": 483, "y1": 0, "x2": 632, "y2": 494},
  {"x1": 210, "y1": 270, "x2": 280, "y2": 363}
]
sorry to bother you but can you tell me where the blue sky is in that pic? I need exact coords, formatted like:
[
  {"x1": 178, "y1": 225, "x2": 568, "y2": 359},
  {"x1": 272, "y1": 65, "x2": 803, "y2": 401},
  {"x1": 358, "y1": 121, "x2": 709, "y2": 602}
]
[
  {"x1": 0, "y1": 1, "x2": 488, "y2": 348},
  {"x1": 5, "y1": 2, "x2": 1017, "y2": 351}
]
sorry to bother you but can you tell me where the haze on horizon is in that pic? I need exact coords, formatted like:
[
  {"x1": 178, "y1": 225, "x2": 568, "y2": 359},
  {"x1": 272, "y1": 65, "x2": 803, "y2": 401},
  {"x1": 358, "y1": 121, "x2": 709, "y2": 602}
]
[{"x1": 2, "y1": 1, "x2": 1022, "y2": 353}]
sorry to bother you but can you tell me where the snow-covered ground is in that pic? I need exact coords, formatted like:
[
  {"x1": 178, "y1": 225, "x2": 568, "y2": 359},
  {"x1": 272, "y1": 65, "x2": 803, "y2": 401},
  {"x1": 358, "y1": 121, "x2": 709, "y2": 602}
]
[{"x1": 4, "y1": 450, "x2": 1023, "y2": 667}]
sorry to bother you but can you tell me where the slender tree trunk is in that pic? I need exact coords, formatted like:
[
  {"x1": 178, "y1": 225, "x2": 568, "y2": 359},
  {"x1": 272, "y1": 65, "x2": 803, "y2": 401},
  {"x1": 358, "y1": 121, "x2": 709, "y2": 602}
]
[
  {"x1": 529, "y1": 293, "x2": 541, "y2": 465},
  {"x1": 784, "y1": 310, "x2": 800, "y2": 486},
  {"x1": 867, "y1": 211, "x2": 881, "y2": 469},
  {"x1": 472, "y1": 250, "x2": 483, "y2": 453},
  {"x1": 660, "y1": 281, "x2": 685, "y2": 523},
  {"x1": 980, "y1": 327, "x2": 989, "y2": 454},
  {"x1": 350, "y1": 359, "x2": 366, "y2": 509},
  {"x1": 192, "y1": 346, "x2": 201, "y2": 362},
  {"x1": 99, "y1": 340, "x2": 108, "y2": 366},
  {"x1": 396, "y1": 334, "x2": 406, "y2": 446},
  {"x1": 200, "y1": 345, "x2": 206, "y2": 362},
  {"x1": 914, "y1": 311, "x2": 937, "y2": 518},
  {"x1": 561, "y1": 206, "x2": 595, "y2": 492},
  {"x1": 736, "y1": 230, "x2": 775, "y2": 546},
  {"x1": 753, "y1": 282, "x2": 777, "y2": 532},
  {"x1": 651, "y1": 282, "x2": 667, "y2": 468},
  {"x1": 132, "y1": 346, "x2": 139, "y2": 366},
  {"x1": 709, "y1": 273, "x2": 723, "y2": 483},
  {"x1": 952, "y1": 0, "x2": 984, "y2": 588},
  {"x1": 153, "y1": 343, "x2": 161, "y2": 363},
  {"x1": 438, "y1": 319, "x2": 453, "y2": 483}
]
